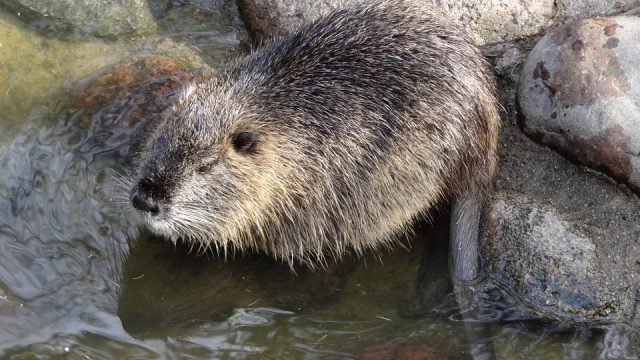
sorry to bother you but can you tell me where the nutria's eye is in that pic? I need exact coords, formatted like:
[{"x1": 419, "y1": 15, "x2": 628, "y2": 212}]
[
  {"x1": 196, "y1": 163, "x2": 212, "y2": 174},
  {"x1": 232, "y1": 131, "x2": 258, "y2": 154}
]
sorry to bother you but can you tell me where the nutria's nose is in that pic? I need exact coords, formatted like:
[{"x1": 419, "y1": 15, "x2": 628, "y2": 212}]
[{"x1": 131, "y1": 192, "x2": 160, "y2": 216}]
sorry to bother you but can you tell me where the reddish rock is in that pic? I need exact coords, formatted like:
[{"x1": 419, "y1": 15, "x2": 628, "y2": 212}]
[
  {"x1": 518, "y1": 15, "x2": 640, "y2": 193},
  {"x1": 48, "y1": 54, "x2": 214, "y2": 164},
  {"x1": 69, "y1": 55, "x2": 211, "y2": 128}
]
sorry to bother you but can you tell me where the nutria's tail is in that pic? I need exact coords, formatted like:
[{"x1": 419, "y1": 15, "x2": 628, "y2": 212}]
[
  {"x1": 448, "y1": 59, "x2": 500, "y2": 281},
  {"x1": 448, "y1": 76, "x2": 501, "y2": 360}
]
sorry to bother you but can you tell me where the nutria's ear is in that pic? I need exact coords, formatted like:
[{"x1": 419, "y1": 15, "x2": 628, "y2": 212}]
[{"x1": 232, "y1": 131, "x2": 259, "y2": 154}]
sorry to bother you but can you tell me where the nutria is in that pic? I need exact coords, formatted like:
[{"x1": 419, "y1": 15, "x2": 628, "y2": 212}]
[{"x1": 126, "y1": 0, "x2": 501, "y2": 282}]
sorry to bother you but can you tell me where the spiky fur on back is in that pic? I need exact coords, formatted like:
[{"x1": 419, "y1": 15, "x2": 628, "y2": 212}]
[{"x1": 128, "y1": 0, "x2": 501, "y2": 266}]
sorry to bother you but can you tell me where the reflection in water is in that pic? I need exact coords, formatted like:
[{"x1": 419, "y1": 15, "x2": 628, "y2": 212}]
[
  {"x1": 0, "y1": 102, "x2": 137, "y2": 351},
  {"x1": 0, "y1": 54, "x2": 190, "y2": 353},
  {"x1": 117, "y1": 233, "x2": 354, "y2": 340}
]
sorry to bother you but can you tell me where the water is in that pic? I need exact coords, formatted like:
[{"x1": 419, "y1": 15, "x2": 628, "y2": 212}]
[{"x1": 0, "y1": 3, "x2": 635, "y2": 359}]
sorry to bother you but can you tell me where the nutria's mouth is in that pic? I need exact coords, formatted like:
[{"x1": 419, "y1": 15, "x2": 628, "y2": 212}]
[{"x1": 140, "y1": 212, "x2": 175, "y2": 239}]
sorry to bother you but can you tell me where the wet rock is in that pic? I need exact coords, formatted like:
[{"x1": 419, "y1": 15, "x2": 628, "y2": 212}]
[
  {"x1": 60, "y1": 55, "x2": 209, "y2": 165},
  {"x1": 152, "y1": 0, "x2": 250, "y2": 61},
  {"x1": 1, "y1": 0, "x2": 164, "y2": 39},
  {"x1": 66, "y1": 55, "x2": 212, "y2": 158},
  {"x1": 518, "y1": 15, "x2": 640, "y2": 193},
  {"x1": 237, "y1": 0, "x2": 555, "y2": 45},
  {"x1": 70, "y1": 55, "x2": 202, "y2": 116},
  {"x1": 0, "y1": 10, "x2": 126, "y2": 138},
  {"x1": 155, "y1": 0, "x2": 247, "y2": 39},
  {"x1": 483, "y1": 191, "x2": 635, "y2": 322},
  {"x1": 558, "y1": 0, "x2": 640, "y2": 20},
  {"x1": 480, "y1": 124, "x2": 640, "y2": 325}
]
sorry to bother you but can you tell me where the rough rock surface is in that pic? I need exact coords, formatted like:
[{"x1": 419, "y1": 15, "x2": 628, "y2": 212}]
[
  {"x1": 436, "y1": 0, "x2": 555, "y2": 44},
  {"x1": 1, "y1": 0, "x2": 164, "y2": 38},
  {"x1": 482, "y1": 189, "x2": 640, "y2": 324},
  {"x1": 237, "y1": 0, "x2": 555, "y2": 45},
  {"x1": 558, "y1": 0, "x2": 640, "y2": 19},
  {"x1": 480, "y1": 116, "x2": 640, "y2": 325},
  {"x1": 518, "y1": 15, "x2": 640, "y2": 193}
]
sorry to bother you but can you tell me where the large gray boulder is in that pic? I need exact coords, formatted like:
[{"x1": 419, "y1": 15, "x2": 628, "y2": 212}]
[
  {"x1": 480, "y1": 122, "x2": 640, "y2": 325},
  {"x1": 557, "y1": 0, "x2": 640, "y2": 19},
  {"x1": 237, "y1": 0, "x2": 556, "y2": 45},
  {"x1": 436, "y1": 0, "x2": 555, "y2": 45}
]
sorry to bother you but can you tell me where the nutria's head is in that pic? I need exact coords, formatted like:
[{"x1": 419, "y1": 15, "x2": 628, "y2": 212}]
[{"x1": 128, "y1": 81, "x2": 306, "y2": 256}]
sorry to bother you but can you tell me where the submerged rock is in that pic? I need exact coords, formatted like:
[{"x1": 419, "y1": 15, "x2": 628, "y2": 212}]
[
  {"x1": 66, "y1": 55, "x2": 211, "y2": 161},
  {"x1": 1, "y1": 0, "x2": 164, "y2": 38},
  {"x1": 518, "y1": 15, "x2": 640, "y2": 193},
  {"x1": 352, "y1": 340, "x2": 451, "y2": 360}
]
